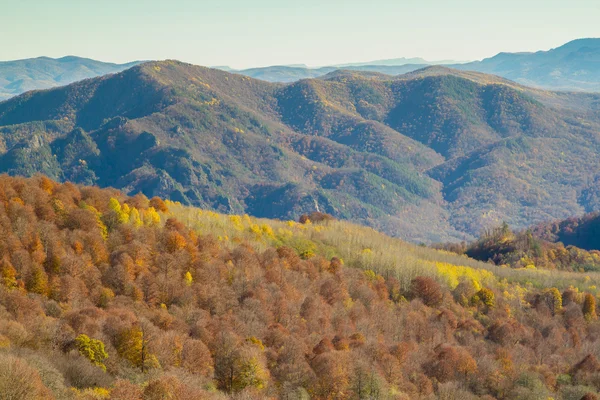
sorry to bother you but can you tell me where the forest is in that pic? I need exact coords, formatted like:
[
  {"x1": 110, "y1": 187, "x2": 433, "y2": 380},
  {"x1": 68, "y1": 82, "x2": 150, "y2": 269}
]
[{"x1": 1, "y1": 174, "x2": 600, "y2": 399}]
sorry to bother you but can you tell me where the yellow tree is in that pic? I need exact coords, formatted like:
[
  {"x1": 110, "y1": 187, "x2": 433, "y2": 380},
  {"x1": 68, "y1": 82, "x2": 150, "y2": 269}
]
[
  {"x1": 129, "y1": 208, "x2": 143, "y2": 228},
  {"x1": 116, "y1": 323, "x2": 159, "y2": 373},
  {"x1": 0, "y1": 258, "x2": 17, "y2": 289},
  {"x1": 75, "y1": 334, "x2": 108, "y2": 371}
]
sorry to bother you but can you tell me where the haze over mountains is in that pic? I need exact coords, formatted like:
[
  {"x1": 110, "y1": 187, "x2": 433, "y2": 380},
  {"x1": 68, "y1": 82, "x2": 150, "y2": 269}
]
[
  {"x1": 1, "y1": 60, "x2": 600, "y2": 242},
  {"x1": 0, "y1": 56, "x2": 142, "y2": 101}
]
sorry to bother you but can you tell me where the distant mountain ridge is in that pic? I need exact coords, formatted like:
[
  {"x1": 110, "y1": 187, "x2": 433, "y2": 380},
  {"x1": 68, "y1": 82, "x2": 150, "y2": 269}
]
[
  {"x1": 453, "y1": 38, "x2": 600, "y2": 91},
  {"x1": 224, "y1": 39, "x2": 600, "y2": 91},
  {"x1": 0, "y1": 56, "x2": 142, "y2": 101},
  {"x1": 1, "y1": 61, "x2": 600, "y2": 243},
  {"x1": 222, "y1": 64, "x2": 430, "y2": 83},
  {"x1": 1, "y1": 38, "x2": 598, "y2": 101},
  {"x1": 333, "y1": 57, "x2": 462, "y2": 67}
]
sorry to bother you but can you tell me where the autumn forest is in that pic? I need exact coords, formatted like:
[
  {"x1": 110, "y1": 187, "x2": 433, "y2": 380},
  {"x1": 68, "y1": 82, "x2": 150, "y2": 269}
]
[{"x1": 0, "y1": 175, "x2": 599, "y2": 400}]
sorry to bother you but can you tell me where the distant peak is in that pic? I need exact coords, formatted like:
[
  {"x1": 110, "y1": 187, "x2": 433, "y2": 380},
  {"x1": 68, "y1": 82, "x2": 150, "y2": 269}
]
[
  {"x1": 56, "y1": 55, "x2": 86, "y2": 62},
  {"x1": 404, "y1": 65, "x2": 460, "y2": 76},
  {"x1": 556, "y1": 37, "x2": 600, "y2": 50}
]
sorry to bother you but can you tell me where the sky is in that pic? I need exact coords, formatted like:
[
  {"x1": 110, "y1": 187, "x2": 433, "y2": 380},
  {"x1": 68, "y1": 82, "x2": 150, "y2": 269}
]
[{"x1": 1, "y1": 0, "x2": 599, "y2": 69}]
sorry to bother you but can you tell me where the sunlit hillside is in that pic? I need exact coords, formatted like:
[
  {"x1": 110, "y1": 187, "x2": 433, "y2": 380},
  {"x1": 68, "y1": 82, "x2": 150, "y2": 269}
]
[{"x1": 167, "y1": 201, "x2": 600, "y2": 297}]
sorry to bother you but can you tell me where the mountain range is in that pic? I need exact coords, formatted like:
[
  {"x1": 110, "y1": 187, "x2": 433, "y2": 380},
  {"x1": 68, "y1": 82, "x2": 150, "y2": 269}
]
[
  {"x1": 453, "y1": 38, "x2": 600, "y2": 91},
  {"x1": 0, "y1": 56, "x2": 142, "y2": 101},
  {"x1": 1, "y1": 39, "x2": 598, "y2": 102},
  {"x1": 1, "y1": 61, "x2": 600, "y2": 242},
  {"x1": 333, "y1": 57, "x2": 461, "y2": 67},
  {"x1": 229, "y1": 39, "x2": 600, "y2": 91}
]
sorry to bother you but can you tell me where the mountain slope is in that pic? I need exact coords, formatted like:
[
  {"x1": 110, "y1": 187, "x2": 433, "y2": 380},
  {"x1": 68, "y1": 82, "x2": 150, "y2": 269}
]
[
  {"x1": 0, "y1": 61, "x2": 457, "y2": 242},
  {"x1": 2, "y1": 61, "x2": 600, "y2": 242},
  {"x1": 0, "y1": 56, "x2": 142, "y2": 101},
  {"x1": 455, "y1": 38, "x2": 600, "y2": 91}
]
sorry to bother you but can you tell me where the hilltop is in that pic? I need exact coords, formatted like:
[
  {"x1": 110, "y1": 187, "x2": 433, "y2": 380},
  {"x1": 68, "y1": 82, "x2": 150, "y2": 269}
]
[
  {"x1": 0, "y1": 56, "x2": 142, "y2": 101},
  {"x1": 2, "y1": 61, "x2": 600, "y2": 241}
]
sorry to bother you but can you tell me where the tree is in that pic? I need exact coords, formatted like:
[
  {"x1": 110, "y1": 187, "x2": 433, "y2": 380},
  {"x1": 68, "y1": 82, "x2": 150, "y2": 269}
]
[
  {"x1": 116, "y1": 323, "x2": 159, "y2": 373},
  {"x1": 26, "y1": 265, "x2": 48, "y2": 295},
  {"x1": 298, "y1": 214, "x2": 311, "y2": 224},
  {"x1": 540, "y1": 288, "x2": 563, "y2": 316},
  {"x1": 75, "y1": 334, "x2": 109, "y2": 371},
  {"x1": 0, "y1": 257, "x2": 18, "y2": 289},
  {"x1": 350, "y1": 361, "x2": 384, "y2": 399},
  {"x1": 181, "y1": 339, "x2": 213, "y2": 376},
  {"x1": 583, "y1": 293, "x2": 597, "y2": 321},
  {"x1": 166, "y1": 231, "x2": 187, "y2": 253},
  {"x1": 184, "y1": 271, "x2": 193, "y2": 286},
  {"x1": 143, "y1": 207, "x2": 161, "y2": 226},
  {"x1": 311, "y1": 352, "x2": 350, "y2": 399},
  {"x1": 411, "y1": 276, "x2": 443, "y2": 307},
  {"x1": 110, "y1": 379, "x2": 143, "y2": 400},
  {"x1": 425, "y1": 345, "x2": 477, "y2": 383},
  {"x1": 472, "y1": 287, "x2": 495, "y2": 309},
  {"x1": 149, "y1": 197, "x2": 169, "y2": 213},
  {"x1": 0, "y1": 354, "x2": 54, "y2": 399},
  {"x1": 232, "y1": 355, "x2": 269, "y2": 392},
  {"x1": 142, "y1": 376, "x2": 183, "y2": 400},
  {"x1": 129, "y1": 208, "x2": 143, "y2": 228}
]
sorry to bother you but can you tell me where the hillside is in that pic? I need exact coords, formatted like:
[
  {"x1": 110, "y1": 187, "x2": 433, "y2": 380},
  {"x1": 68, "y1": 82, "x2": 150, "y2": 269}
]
[
  {"x1": 2, "y1": 175, "x2": 600, "y2": 399},
  {"x1": 455, "y1": 38, "x2": 600, "y2": 91},
  {"x1": 2, "y1": 61, "x2": 600, "y2": 242},
  {"x1": 0, "y1": 56, "x2": 142, "y2": 101}
]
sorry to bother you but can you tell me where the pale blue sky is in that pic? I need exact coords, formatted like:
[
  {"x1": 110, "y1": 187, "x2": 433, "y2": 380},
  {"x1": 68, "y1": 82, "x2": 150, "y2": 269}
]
[{"x1": 1, "y1": 0, "x2": 599, "y2": 68}]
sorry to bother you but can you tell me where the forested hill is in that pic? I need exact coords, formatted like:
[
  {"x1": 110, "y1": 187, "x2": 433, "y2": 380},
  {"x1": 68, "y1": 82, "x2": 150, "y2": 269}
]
[
  {"x1": 532, "y1": 212, "x2": 600, "y2": 251},
  {"x1": 2, "y1": 60, "x2": 600, "y2": 242},
  {"x1": 1, "y1": 175, "x2": 600, "y2": 399}
]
